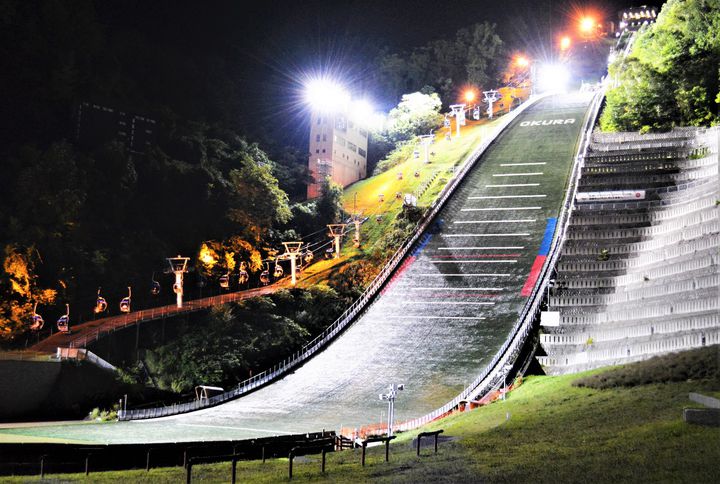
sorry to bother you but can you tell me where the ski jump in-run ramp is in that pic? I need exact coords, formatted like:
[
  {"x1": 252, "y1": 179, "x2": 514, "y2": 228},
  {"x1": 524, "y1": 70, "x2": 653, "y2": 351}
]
[{"x1": 0, "y1": 92, "x2": 595, "y2": 444}]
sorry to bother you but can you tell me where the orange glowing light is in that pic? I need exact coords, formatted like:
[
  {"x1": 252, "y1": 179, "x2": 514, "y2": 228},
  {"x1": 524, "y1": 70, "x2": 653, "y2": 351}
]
[
  {"x1": 515, "y1": 56, "x2": 529, "y2": 67},
  {"x1": 464, "y1": 90, "x2": 476, "y2": 103},
  {"x1": 560, "y1": 36, "x2": 571, "y2": 51},
  {"x1": 580, "y1": 16, "x2": 595, "y2": 33}
]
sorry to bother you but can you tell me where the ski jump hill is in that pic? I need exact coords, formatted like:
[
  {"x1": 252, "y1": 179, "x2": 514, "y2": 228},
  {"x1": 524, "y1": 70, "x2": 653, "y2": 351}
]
[{"x1": 1, "y1": 91, "x2": 602, "y2": 444}]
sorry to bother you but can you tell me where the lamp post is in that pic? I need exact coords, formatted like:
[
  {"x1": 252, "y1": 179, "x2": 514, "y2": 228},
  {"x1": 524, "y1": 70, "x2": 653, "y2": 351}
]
[{"x1": 379, "y1": 383, "x2": 404, "y2": 436}]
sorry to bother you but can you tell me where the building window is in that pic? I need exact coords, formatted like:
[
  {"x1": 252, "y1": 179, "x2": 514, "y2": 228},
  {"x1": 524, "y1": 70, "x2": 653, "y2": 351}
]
[
  {"x1": 315, "y1": 149, "x2": 320, "y2": 153},
  {"x1": 359, "y1": 128, "x2": 368, "y2": 138},
  {"x1": 322, "y1": 134, "x2": 327, "y2": 141},
  {"x1": 322, "y1": 149, "x2": 326, "y2": 153},
  {"x1": 347, "y1": 141, "x2": 357, "y2": 152},
  {"x1": 358, "y1": 147, "x2": 367, "y2": 158},
  {"x1": 316, "y1": 134, "x2": 320, "y2": 142},
  {"x1": 334, "y1": 135, "x2": 346, "y2": 147}
]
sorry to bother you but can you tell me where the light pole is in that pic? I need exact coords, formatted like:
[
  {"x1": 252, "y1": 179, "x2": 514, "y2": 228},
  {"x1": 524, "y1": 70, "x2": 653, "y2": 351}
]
[
  {"x1": 379, "y1": 383, "x2": 404, "y2": 436},
  {"x1": 166, "y1": 256, "x2": 190, "y2": 308}
]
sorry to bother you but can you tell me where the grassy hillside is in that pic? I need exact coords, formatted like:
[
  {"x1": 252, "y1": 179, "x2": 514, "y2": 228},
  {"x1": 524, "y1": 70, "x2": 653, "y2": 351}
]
[{"x1": 5, "y1": 347, "x2": 717, "y2": 482}]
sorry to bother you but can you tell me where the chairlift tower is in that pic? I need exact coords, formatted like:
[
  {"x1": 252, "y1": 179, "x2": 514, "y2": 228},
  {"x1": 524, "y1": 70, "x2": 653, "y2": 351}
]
[
  {"x1": 418, "y1": 134, "x2": 434, "y2": 163},
  {"x1": 166, "y1": 255, "x2": 190, "y2": 308},
  {"x1": 351, "y1": 212, "x2": 364, "y2": 248},
  {"x1": 483, "y1": 90, "x2": 500, "y2": 119},
  {"x1": 449, "y1": 104, "x2": 466, "y2": 137},
  {"x1": 279, "y1": 241, "x2": 304, "y2": 286},
  {"x1": 379, "y1": 383, "x2": 404, "y2": 436},
  {"x1": 327, "y1": 224, "x2": 347, "y2": 259}
]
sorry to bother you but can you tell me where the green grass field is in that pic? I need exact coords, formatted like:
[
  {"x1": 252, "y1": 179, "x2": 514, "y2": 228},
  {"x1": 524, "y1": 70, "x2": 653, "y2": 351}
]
[{"x1": 4, "y1": 347, "x2": 717, "y2": 482}]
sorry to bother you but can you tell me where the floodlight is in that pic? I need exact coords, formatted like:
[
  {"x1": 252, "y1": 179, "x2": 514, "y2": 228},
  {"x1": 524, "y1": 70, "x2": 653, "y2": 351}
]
[
  {"x1": 305, "y1": 78, "x2": 350, "y2": 112},
  {"x1": 580, "y1": 16, "x2": 595, "y2": 33},
  {"x1": 537, "y1": 63, "x2": 570, "y2": 93},
  {"x1": 463, "y1": 90, "x2": 476, "y2": 103}
]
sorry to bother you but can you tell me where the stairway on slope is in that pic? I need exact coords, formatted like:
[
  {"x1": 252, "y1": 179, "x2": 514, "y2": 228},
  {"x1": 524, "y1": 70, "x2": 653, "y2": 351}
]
[{"x1": 538, "y1": 127, "x2": 720, "y2": 374}]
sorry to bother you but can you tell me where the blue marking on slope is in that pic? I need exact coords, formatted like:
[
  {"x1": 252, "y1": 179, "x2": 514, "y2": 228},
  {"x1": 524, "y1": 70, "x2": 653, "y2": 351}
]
[
  {"x1": 538, "y1": 218, "x2": 557, "y2": 256},
  {"x1": 412, "y1": 233, "x2": 433, "y2": 257}
]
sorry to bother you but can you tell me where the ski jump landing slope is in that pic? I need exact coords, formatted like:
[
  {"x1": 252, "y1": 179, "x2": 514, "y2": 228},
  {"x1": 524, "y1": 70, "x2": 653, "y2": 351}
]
[{"x1": 0, "y1": 93, "x2": 593, "y2": 444}]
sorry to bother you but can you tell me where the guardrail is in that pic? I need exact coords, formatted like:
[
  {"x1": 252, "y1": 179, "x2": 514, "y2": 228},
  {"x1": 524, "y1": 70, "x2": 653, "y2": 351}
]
[
  {"x1": 120, "y1": 94, "x2": 549, "y2": 420},
  {"x1": 396, "y1": 88, "x2": 607, "y2": 433}
]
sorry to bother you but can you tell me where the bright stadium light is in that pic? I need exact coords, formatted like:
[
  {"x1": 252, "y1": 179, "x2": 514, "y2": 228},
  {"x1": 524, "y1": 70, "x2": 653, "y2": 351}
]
[
  {"x1": 304, "y1": 78, "x2": 351, "y2": 112},
  {"x1": 579, "y1": 16, "x2": 595, "y2": 34},
  {"x1": 537, "y1": 63, "x2": 570, "y2": 93}
]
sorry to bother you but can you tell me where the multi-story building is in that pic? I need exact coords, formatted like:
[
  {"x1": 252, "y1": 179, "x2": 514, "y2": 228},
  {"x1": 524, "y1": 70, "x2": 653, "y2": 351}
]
[{"x1": 307, "y1": 110, "x2": 368, "y2": 199}]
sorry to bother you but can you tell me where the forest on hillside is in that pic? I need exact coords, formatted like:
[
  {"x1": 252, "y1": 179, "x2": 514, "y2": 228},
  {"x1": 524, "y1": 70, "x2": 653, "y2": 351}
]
[{"x1": 601, "y1": 0, "x2": 720, "y2": 131}]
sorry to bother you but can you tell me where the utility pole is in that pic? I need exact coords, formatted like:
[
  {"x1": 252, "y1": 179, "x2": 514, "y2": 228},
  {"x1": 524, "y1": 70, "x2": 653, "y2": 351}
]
[{"x1": 166, "y1": 256, "x2": 190, "y2": 308}]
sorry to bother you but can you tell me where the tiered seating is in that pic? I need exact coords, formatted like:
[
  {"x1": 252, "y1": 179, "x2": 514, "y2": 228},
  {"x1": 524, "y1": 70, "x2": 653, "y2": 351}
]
[{"x1": 539, "y1": 127, "x2": 719, "y2": 374}]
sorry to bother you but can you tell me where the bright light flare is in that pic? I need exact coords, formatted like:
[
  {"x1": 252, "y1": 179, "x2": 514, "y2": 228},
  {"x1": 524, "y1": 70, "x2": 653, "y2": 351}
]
[
  {"x1": 304, "y1": 78, "x2": 350, "y2": 112},
  {"x1": 560, "y1": 36, "x2": 571, "y2": 51},
  {"x1": 349, "y1": 99, "x2": 374, "y2": 125},
  {"x1": 515, "y1": 56, "x2": 530, "y2": 68},
  {"x1": 537, "y1": 63, "x2": 570, "y2": 93},
  {"x1": 579, "y1": 16, "x2": 595, "y2": 33},
  {"x1": 463, "y1": 90, "x2": 477, "y2": 103}
]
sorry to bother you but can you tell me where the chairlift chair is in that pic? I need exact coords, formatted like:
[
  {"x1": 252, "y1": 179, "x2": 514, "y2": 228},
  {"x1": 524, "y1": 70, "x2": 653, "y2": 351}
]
[
  {"x1": 30, "y1": 302, "x2": 44, "y2": 331},
  {"x1": 395, "y1": 191, "x2": 402, "y2": 199},
  {"x1": 259, "y1": 263, "x2": 270, "y2": 286},
  {"x1": 238, "y1": 266, "x2": 249, "y2": 286},
  {"x1": 94, "y1": 287, "x2": 107, "y2": 314},
  {"x1": 151, "y1": 272, "x2": 161, "y2": 296},
  {"x1": 303, "y1": 249, "x2": 314, "y2": 264},
  {"x1": 219, "y1": 272, "x2": 230, "y2": 290},
  {"x1": 273, "y1": 259, "x2": 284, "y2": 278},
  {"x1": 396, "y1": 171, "x2": 403, "y2": 180},
  {"x1": 325, "y1": 247, "x2": 334, "y2": 259},
  {"x1": 414, "y1": 171, "x2": 420, "y2": 178},
  {"x1": 413, "y1": 150, "x2": 420, "y2": 159},
  {"x1": 119, "y1": 287, "x2": 132, "y2": 313},
  {"x1": 56, "y1": 304, "x2": 70, "y2": 333}
]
